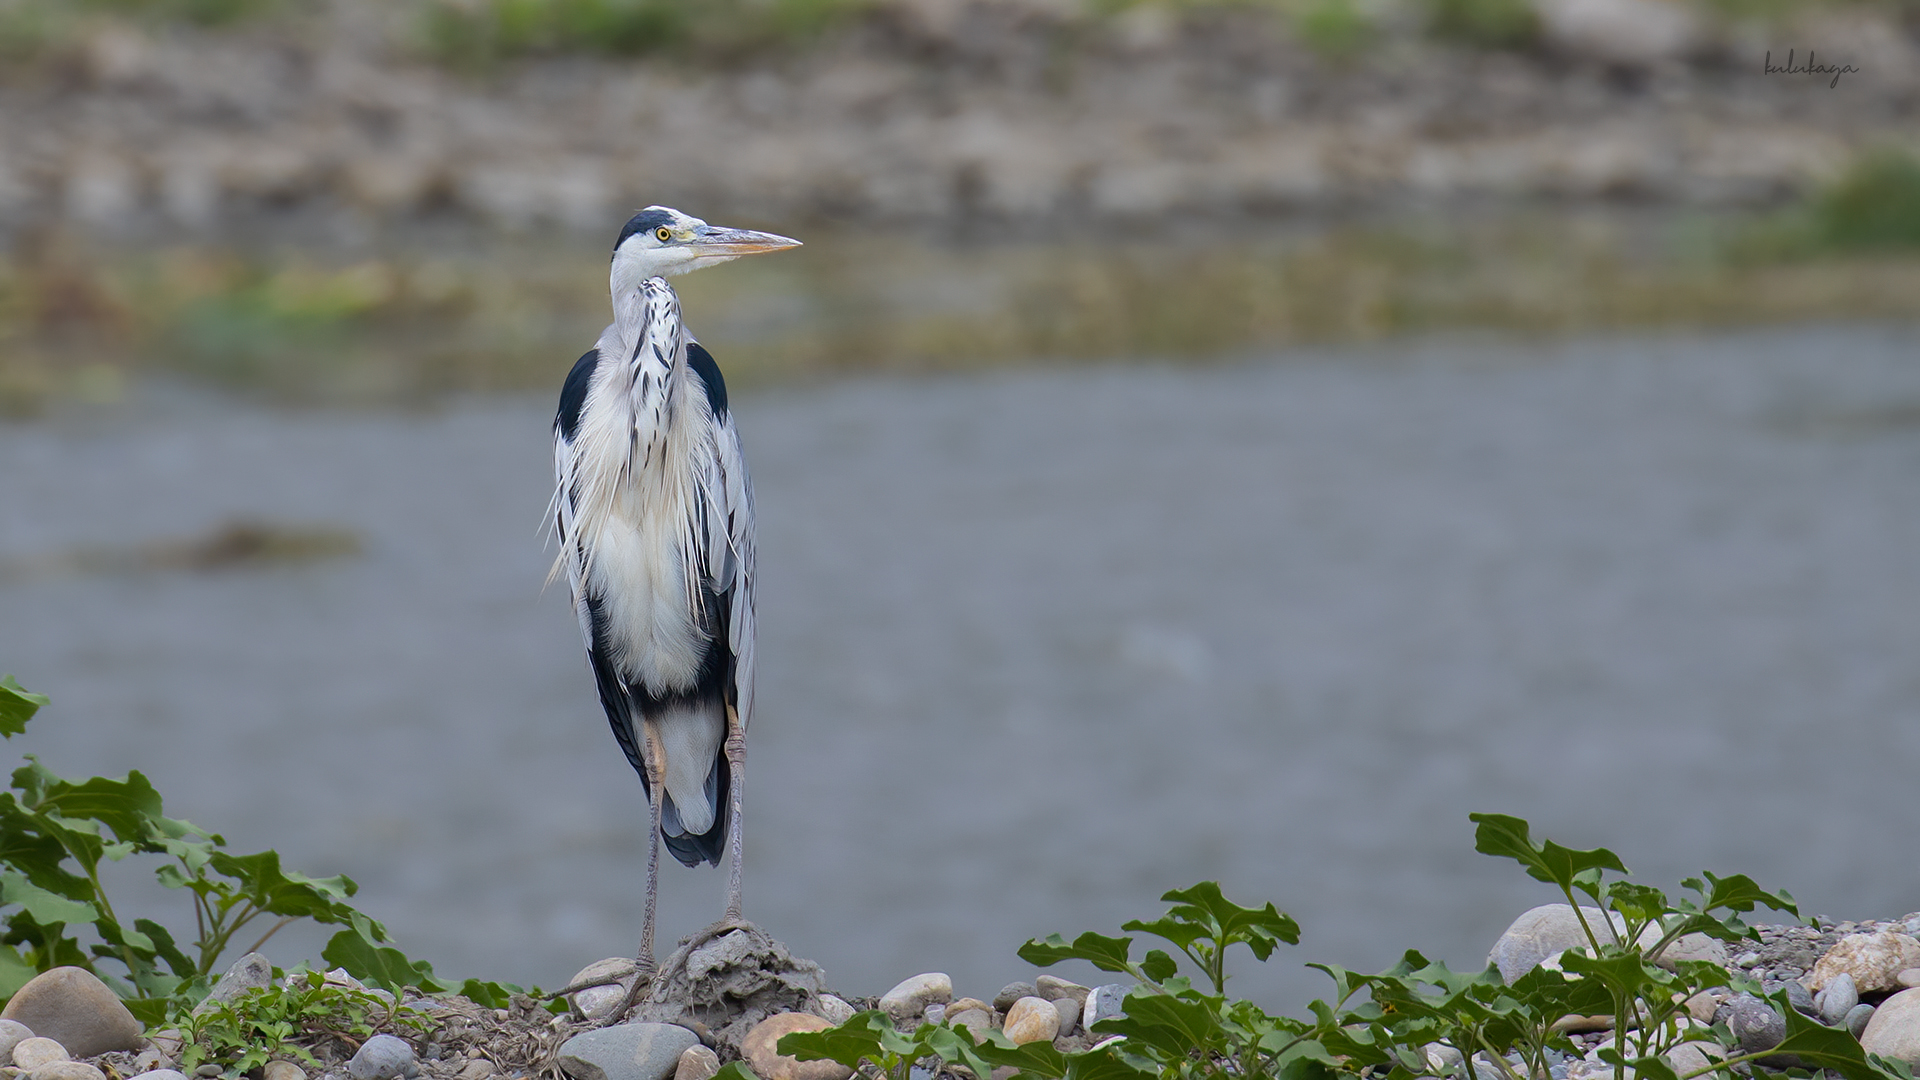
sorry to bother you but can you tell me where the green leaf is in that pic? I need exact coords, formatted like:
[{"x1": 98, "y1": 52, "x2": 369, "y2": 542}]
[
  {"x1": 712, "y1": 1065, "x2": 758, "y2": 1080},
  {"x1": 0, "y1": 677, "x2": 48, "y2": 738},
  {"x1": 207, "y1": 850, "x2": 359, "y2": 920},
  {"x1": 1139, "y1": 948, "x2": 1179, "y2": 982},
  {"x1": 0, "y1": 945, "x2": 39, "y2": 998},
  {"x1": 123, "y1": 996, "x2": 172, "y2": 1027},
  {"x1": 1766, "y1": 995, "x2": 1909, "y2": 1080},
  {"x1": 1152, "y1": 880, "x2": 1301, "y2": 954},
  {"x1": 1095, "y1": 989, "x2": 1227, "y2": 1060},
  {"x1": 1018, "y1": 931, "x2": 1135, "y2": 973},
  {"x1": 1471, "y1": 813, "x2": 1629, "y2": 892},
  {"x1": 320, "y1": 915, "x2": 442, "y2": 992},
  {"x1": 0, "y1": 870, "x2": 98, "y2": 925},
  {"x1": 454, "y1": 979, "x2": 525, "y2": 1009},
  {"x1": 1696, "y1": 872, "x2": 1798, "y2": 919}
]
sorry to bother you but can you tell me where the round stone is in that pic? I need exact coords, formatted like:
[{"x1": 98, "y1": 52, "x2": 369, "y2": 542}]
[
  {"x1": 0, "y1": 968, "x2": 144, "y2": 1056},
  {"x1": 1847, "y1": 1003, "x2": 1876, "y2": 1039},
  {"x1": 263, "y1": 1061, "x2": 306, "y2": 1080},
  {"x1": 741, "y1": 1013, "x2": 851, "y2": 1080},
  {"x1": 13, "y1": 1038, "x2": 70, "y2": 1071},
  {"x1": 946, "y1": 1008, "x2": 994, "y2": 1036},
  {"x1": 567, "y1": 959, "x2": 640, "y2": 1022},
  {"x1": 558, "y1": 1023, "x2": 699, "y2": 1080},
  {"x1": 878, "y1": 974, "x2": 951, "y2": 1021},
  {"x1": 127, "y1": 1071, "x2": 189, "y2": 1080},
  {"x1": 0, "y1": 1021, "x2": 33, "y2": 1065},
  {"x1": 814, "y1": 995, "x2": 855, "y2": 1026},
  {"x1": 31, "y1": 1062, "x2": 106, "y2": 1080},
  {"x1": 1051, "y1": 997, "x2": 1081, "y2": 1037},
  {"x1": 1862, "y1": 989, "x2": 1920, "y2": 1065},
  {"x1": 348, "y1": 1034, "x2": 415, "y2": 1080},
  {"x1": 1816, "y1": 973, "x2": 1858, "y2": 1026},
  {"x1": 1725, "y1": 995, "x2": 1785, "y2": 1055},
  {"x1": 1035, "y1": 976, "x2": 1090, "y2": 1006},
  {"x1": 1003, "y1": 998, "x2": 1059, "y2": 1045}
]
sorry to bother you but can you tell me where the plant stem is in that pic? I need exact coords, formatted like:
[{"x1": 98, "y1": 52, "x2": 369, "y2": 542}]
[{"x1": 243, "y1": 915, "x2": 297, "y2": 957}]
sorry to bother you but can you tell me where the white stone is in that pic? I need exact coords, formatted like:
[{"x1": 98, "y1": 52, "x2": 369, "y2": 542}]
[
  {"x1": 815, "y1": 994, "x2": 855, "y2": 1025},
  {"x1": 1861, "y1": 989, "x2": 1920, "y2": 1066},
  {"x1": 878, "y1": 973, "x2": 951, "y2": 1020},
  {"x1": 1811, "y1": 933, "x2": 1920, "y2": 994},
  {"x1": 567, "y1": 958, "x2": 640, "y2": 1022},
  {"x1": 1534, "y1": 0, "x2": 1700, "y2": 64},
  {"x1": 12, "y1": 1037, "x2": 68, "y2": 1071}
]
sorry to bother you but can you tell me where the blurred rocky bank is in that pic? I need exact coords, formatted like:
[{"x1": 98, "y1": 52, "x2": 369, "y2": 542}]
[{"x1": 3, "y1": 0, "x2": 1917, "y2": 241}]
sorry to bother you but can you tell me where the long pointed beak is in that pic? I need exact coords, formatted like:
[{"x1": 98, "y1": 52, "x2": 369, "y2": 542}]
[{"x1": 687, "y1": 225, "x2": 802, "y2": 258}]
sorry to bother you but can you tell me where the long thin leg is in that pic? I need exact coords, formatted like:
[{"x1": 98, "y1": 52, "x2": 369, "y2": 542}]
[
  {"x1": 639, "y1": 721, "x2": 667, "y2": 974},
  {"x1": 606, "y1": 723, "x2": 667, "y2": 1026},
  {"x1": 723, "y1": 704, "x2": 746, "y2": 921}
]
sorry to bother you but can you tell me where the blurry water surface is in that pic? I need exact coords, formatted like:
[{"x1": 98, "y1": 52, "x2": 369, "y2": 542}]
[{"x1": 2, "y1": 323, "x2": 1918, "y2": 1010}]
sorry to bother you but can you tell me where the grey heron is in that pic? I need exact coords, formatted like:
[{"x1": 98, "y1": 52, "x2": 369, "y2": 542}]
[{"x1": 551, "y1": 206, "x2": 799, "y2": 986}]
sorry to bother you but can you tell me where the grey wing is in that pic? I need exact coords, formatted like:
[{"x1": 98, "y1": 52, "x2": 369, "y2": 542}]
[{"x1": 702, "y1": 408, "x2": 756, "y2": 728}]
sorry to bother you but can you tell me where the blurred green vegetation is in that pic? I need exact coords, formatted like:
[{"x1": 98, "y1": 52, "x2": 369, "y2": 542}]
[
  {"x1": 0, "y1": 0, "x2": 1902, "y2": 69},
  {"x1": 4, "y1": 158, "x2": 1920, "y2": 416}
]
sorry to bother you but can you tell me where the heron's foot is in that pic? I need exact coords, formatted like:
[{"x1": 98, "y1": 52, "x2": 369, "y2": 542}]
[{"x1": 598, "y1": 956, "x2": 660, "y2": 1027}]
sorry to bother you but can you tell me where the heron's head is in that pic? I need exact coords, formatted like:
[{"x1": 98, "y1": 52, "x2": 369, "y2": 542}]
[{"x1": 611, "y1": 206, "x2": 801, "y2": 294}]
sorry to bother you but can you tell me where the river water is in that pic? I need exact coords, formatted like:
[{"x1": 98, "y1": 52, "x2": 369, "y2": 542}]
[{"x1": 3, "y1": 323, "x2": 1918, "y2": 1011}]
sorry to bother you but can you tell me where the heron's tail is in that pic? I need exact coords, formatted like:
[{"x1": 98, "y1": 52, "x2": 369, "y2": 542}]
[{"x1": 656, "y1": 701, "x2": 728, "y2": 868}]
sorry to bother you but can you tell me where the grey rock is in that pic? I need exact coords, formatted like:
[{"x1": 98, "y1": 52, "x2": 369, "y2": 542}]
[
  {"x1": 0, "y1": 967, "x2": 145, "y2": 1056},
  {"x1": 1847, "y1": 1003, "x2": 1876, "y2": 1039},
  {"x1": 878, "y1": 973, "x2": 951, "y2": 1020},
  {"x1": 922, "y1": 1003, "x2": 946, "y2": 1026},
  {"x1": 1086, "y1": 985, "x2": 1131, "y2": 1028},
  {"x1": 195, "y1": 1066, "x2": 223, "y2": 1077},
  {"x1": 0, "y1": 1021, "x2": 34, "y2": 1065},
  {"x1": 12, "y1": 1037, "x2": 68, "y2": 1070},
  {"x1": 814, "y1": 995, "x2": 855, "y2": 1026},
  {"x1": 993, "y1": 983, "x2": 1036, "y2": 1012},
  {"x1": 945, "y1": 1009, "x2": 993, "y2": 1035},
  {"x1": 627, "y1": 926, "x2": 828, "y2": 1053},
  {"x1": 1784, "y1": 981, "x2": 1815, "y2": 1016},
  {"x1": 557, "y1": 1023, "x2": 700, "y2": 1080},
  {"x1": 348, "y1": 1034, "x2": 415, "y2": 1080},
  {"x1": 1725, "y1": 994, "x2": 1785, "y2": 1055},
  {"x1": 1861, "y1": 989, "x2": 1920, "y2": 1065},
  {"x1": 1817, "y1": 972, "x2": 1858, "y2": 1026},
  {"x1": 1051, "y1": 997, "x2": 1080, "y2": 1037},
  {"x1": 204, "y1": 952, "x2": 274, "y2": 1007},
  {"x1": 127, "y1": 1071, "x2": 190, "y2": 1080}
]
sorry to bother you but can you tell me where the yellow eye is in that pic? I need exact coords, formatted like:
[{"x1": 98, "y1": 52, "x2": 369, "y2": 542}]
[{"x1": 655, "y1": 226, "x2": 673, "y2": 242}]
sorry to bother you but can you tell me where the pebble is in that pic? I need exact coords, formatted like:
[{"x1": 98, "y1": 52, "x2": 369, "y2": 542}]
[
  {"x1": 30, "y1": 1063, "x2": 105, "y2": 1080},
  {"x1": 127, "y1": 1071, "x2": 188, "y2": 1080},
  {"x1": 740, "y1": 1013, "x2": 850, "y2": 1080},
  {"x1": 1725, "y1": 995, "x2": 1785, "y2": 1055},
  {"x1": 1051, "y1": 997, "x2": 1080, "y2": 1037},
  {"x1": 1488, "y1": 906, "x2": 1615, "y2": 983},
  {"x1": 0, "y1": 1023, "x2": 30, "y2": 1066},
  {"x1": 1002, "y1": 998, "x2": 1059, "y2": 1045},
  {"x1": 947, "y1": 998, "x2": 991, "y2": 1016},
  {"x1": 11, "y1": 1040, "x2": 67, "y2": 1071},
  {"x1": 1847, "y1": 1003, "x2": 1876, "y2": 1039},
  {"x1": 1035, "y1": 977, "x2": 1090, "y2": 1006},
  {"x1": 1666, "y1": 1042, "x2": 1721, "y2": 1076},
  {"x1": 1086, "y1": 985, "x2": 1130, "y2": 1029},
  {"x1": 1649, "y1": 934, "x2": 1728, "y2": 972},
  {"x1": 557, "y1": 1024, "x2": 699, "y2": 1080},
  {"x1": 1902, "y1": 969, "x2": 1920, "y2": 989},
  {"x1": 1810, "y1": 933, "x2": 1920, "y2": 994},
  {"x1": 1816, "y1": 972, "x2": 1858, "y2": 1026},
  {"x1": 0, "y1": 968, "x2": 145, "y2": 1056},
  {"x1": 263, "y1": 1061, "x2": 306, "y2": 1080},
  {"x1": 348, "y1": 1035, "x2": 415, "y2": 1080},
  {"x1": 202, "y1": 953, "x2": 274, "y2": 1009},
  {"x1": 1783, "y1": 981, "x2": 1815, "y2": 1017},
  {"x1": 566, "y1": 959, "x2": 640, "y2": 1022},
  {"x1": 815, "y1": 995, "x2": 855, "y2": 1025},
  {"x1": 946, "y1": 1009, "x2": 994, "y2": 1036},
  {"x1": 673, "y1": 1046, "x2": 719, "y2": 1080},
  {"x1": 195, "y1": 1066, "x2": 222, "y2": 1077},
  {"x1": 1684, "y1": 990, "x2": 1725, "y2": 1022},
  {"x1": 878, "y1": 974, "x2": 951, "y2": 1021},
  {"x1": 922, "y1": 1004, "x2": 945, "y2": 1026},
  {"x1": 1861, "y1": 989, "x2": 1920, "y2": 1065},
  {"x1": 992, "y1": 983, "x2": 1036, "y2": 1012},
  {"x1": 455, "y1": 1062, "x2": 495, "y2": 1080}
]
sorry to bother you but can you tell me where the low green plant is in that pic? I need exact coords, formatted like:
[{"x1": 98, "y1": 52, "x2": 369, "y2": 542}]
[
  {"x1": 1812, "y1": 150, "x2": 1920, "y2": 252},
  {"x1": 776, "y1": 815, "x2": 1912, "y2": 1080},
  {"x1": 415, "y1": 0, "x2": 874, "y2": 67},
  {"x1": 176, "y1": 969, "x2": 433, "y2": 1073},
  {"x1": 0, "y1": 676, "x2": 526, "y2": 1023}
]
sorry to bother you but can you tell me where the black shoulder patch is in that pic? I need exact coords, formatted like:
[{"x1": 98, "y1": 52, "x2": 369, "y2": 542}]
[
  {"x1": 614, "y1": 208, "x2": 677, "y2": 259},
  {"x1": 687, "y1": 342, "x2": 728, "y2": 420},
  {"x1": 557, "y1": 349, "x2": 599, "y2": 440}
]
